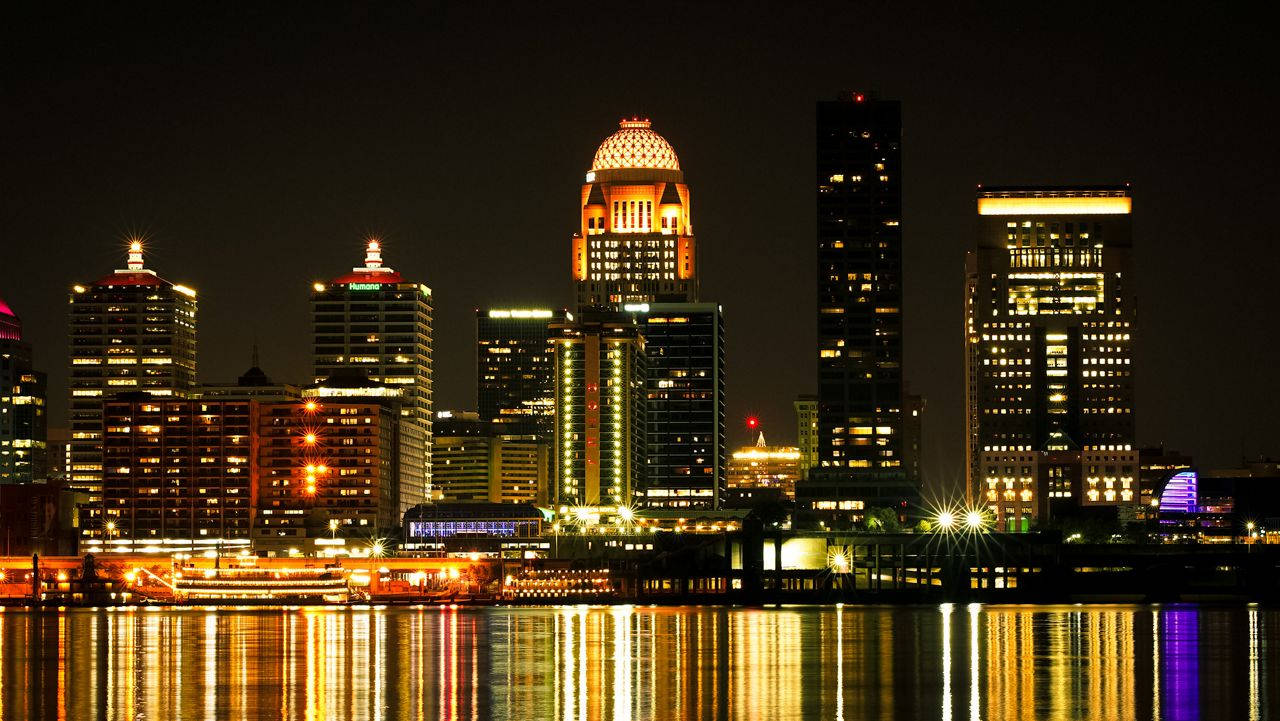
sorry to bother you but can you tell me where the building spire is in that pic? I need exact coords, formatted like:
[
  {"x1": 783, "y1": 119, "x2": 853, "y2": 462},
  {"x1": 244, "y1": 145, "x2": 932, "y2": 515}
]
[
  {"x1": 353, "y1": 237, "x2": 394, "y2": 274},
  {"x1": 251, "y1": 341, "x2": 260, "y2": 369},
  {"x1": 756, "y1": 432, "x2": 766, "y2": 447},
  {"x1": 364, "y1": 238, "x2": 383, "y2": 269},
  {"x1": 126, "y1": 239, "x2": 145, "y2": 271}
]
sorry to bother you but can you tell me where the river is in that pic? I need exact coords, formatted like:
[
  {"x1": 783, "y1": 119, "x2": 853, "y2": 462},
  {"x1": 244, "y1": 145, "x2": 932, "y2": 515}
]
[{"x1": 0, "y1": 604, "x2": 1273, "y2": 720}]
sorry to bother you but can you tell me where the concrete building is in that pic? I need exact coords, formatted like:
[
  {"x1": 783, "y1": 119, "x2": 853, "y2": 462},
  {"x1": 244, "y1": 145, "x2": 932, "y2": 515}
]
[
  {"x1": 964, "y1": 186, "x2": 1138, "y2": 530},
  {"x1": 68, "y1": 241, "x2": 197, "y2": 534},
  {"x1": 433, "y1": 411, "x2": 549, "y2": 505},
  {"x1": 552, "y1": 313, "x2": 646, "y2": 508},
  {"x1": 727, "y1": 434, "x2": 801, "y2": 500},
  {"x1": 96, "y1": 395, "x2": 253, "y2": 553},
  {"x1": 312, "y1": 239, "x2": 432, "y2": 512}
]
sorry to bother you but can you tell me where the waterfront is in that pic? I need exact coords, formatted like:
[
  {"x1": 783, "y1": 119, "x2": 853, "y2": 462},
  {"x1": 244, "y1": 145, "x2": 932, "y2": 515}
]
[{"x1": 0, "y1": 604, "x2": 1273, "y2": 720}]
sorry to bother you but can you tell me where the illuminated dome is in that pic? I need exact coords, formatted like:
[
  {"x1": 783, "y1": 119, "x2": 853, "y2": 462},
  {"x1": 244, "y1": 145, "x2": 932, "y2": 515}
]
[{"x1": 591, "y1": 118, "x2": 680, "y2": 172}]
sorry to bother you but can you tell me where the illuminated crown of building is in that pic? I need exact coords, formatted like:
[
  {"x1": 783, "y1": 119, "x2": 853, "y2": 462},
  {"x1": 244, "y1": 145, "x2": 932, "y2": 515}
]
[
  {"x1": 117, "y1": 239, "x2": 156, "y2": 276},
  {"x1": 357, "y1": 238, "x2": 393, "y2": 273},
  {"x1": 591, "y1": 118, "x2": 680, "y2": 172}
]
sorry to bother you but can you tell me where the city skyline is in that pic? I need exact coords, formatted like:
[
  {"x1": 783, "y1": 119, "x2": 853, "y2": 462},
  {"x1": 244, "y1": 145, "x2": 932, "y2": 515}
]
[{"x1": 4, "y1": 3, "x2": 1278, "y2": 500}]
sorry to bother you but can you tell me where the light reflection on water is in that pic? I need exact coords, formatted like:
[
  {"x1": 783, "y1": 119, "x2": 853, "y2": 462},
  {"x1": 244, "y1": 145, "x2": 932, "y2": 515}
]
[{"x1": 0, "y1": 604, "x2": 1273, "y2": 720}]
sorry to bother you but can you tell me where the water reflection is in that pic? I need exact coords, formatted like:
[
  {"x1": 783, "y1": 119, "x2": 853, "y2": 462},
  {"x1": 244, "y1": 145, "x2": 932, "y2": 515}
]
[{"x1": 0, "y1": 604, "x2": 1275, "y2": 720}]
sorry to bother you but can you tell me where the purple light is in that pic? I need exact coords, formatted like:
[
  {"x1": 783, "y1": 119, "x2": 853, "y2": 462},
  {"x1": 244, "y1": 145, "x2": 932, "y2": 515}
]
[{"x1": 1158, "y1": 471, "x2": 1198, "y2": 514}]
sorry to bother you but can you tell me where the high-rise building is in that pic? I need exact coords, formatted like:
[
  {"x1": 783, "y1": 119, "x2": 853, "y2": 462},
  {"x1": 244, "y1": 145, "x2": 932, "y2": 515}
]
[
  {"x1": 476, "y1": 308, "x2": 569, "y2": 437},
  {"x1": 97, "y1": 395, "x2": 253, "y2": 553},
  {"x1": 69, "y1": 242, "x2": 197, "y2": 532},
  {"x1": 624, "y1": 302, "x2": 725, "y2": 509},
  {"x1": 965, "y1": 186, "x2": 1137, "y2": 529},
  {"x1": 253, "y1": 388, "x2": 408, "y2": 556},
  {"x1": 573, "y1": 118, "x2": 696, "y2": 309},
  {"x1": 800, "y1": 93, "x2": 909, "y2": 526},
  {"x1": 432, "y1": 411, "x2": 549, "y2": 505},
  {"x1": 552, "y1": 313, "x2": 647, "y2": 508},
  {"x1": 1, "y1": 294, "x2": 47, "y2": 483},
  {"x1": 312, "y1": 239, "x2": 432, "y2": 512},
  {"x1": 793, "y1": 395, "x2": 818, "y2": 480},
  {"x1": 727, "y1": 433, "x2": 801, "y2": 499},
  {"x1": 812, "y1": 93, "x2": 904, "y2": 478}
]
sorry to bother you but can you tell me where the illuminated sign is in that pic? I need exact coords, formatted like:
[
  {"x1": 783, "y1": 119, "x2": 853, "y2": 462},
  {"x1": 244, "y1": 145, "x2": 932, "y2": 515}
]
[
  {"x1": 348, "y1": 283, "x2": 383, "y2": 290},
  {"x1": 488, "y1": 309, "x2": 554, "y2": 319},
  {"x1": 978, "y1": 196, "x2": 1131, "y2": 216},
  {"x1": 622, "y1": 303, "x2": 650, "y2": 313}
]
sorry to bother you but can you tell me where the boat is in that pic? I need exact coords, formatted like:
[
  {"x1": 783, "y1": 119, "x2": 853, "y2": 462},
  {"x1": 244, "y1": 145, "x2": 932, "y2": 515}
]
[{"x1": 173, "y1": 564, "x2": 350, "y2": 604}]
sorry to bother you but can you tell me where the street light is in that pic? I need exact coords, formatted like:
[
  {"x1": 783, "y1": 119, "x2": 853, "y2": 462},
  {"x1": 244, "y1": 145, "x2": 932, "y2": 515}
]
[
  {"x1": 329, "y1": 518, "x2": 340, "y2": 539},
  {"x1": 936, "y1": 511, "x2": 955, "y2": 530},
  {"x1": 964, "y1": 510, "x2": 986, "y2": 531}
]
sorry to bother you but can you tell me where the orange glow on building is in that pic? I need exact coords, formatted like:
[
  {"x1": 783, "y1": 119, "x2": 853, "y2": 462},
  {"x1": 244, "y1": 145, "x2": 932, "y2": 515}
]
[{"x1": 574, "y1": 117, "x2": 698, "y2": 308}]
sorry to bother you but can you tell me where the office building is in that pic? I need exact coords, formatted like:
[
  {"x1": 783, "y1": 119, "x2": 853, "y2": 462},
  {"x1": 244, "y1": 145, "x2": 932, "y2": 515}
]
[
  {"x1": 68, "y1": 241, "x2": 197, "y2": 531},
  {"x1": 433, "y1": 411, "x2": 549, "y2": 505},
  {"x1": 799, "y1": 93, "x2": 909, "y2": 526},
  {"x1": 727, "y1": 434, "x2": 801, "y2": 499},
  {"x1": 964, "y1": 186, "x2": 1138, "y2": 529},
  {"x1": 794, "y1": 395, "x2": 818, "y2": 480},
  {"x1": 476, "y1": 308, "x2": 569, "y2": 437},
  {"x1": 624, "y1": 302, "x2": 725, "y2": 509},
  {"x1": 252, "y1": 386, "x2": 407, "y2": 556},
  {"x1": 97, "y1": 396, "x2": 253, "y2": 552},
  {"x1": 573, "y1": 118, "x2": 697, "y2": 309},
  {"x1": 312, "y1": 239, "x2": 432, "y2": 512},
  {"x1": 1, "y1": 294, "x2": 47, "y2": 483},
  {"x1": 811, "y1": 93, "x2": 904, "y2": 478},
  {"x1": 553, "y1": 313, "x2": 646, "y2": 508}
]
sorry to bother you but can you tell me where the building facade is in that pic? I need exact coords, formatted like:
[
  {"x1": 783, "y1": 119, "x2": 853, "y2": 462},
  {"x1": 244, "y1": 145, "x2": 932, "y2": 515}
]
[
  {"x1": 252, "y1": 396, "x2": 403, "y2": 555},
  {"x1": 964, "y1": 186, "x2": 1138, "y2": 529},
  {"x1": 552, "y1": 313, "x2": 647, "y2": 508},
  {"x1": 1, "y1": 295, "x2": 47, "y2": 483},
  {"x1": 727, "y1": 434, "x2": 801, "y2": 499},
  {"x1": 69, "y1": 242, "x2": 197, "y2": 532},
  {"x1": 97, "y1": 396, "x2": 253, "y2": 551},
  {"x1": 794, "y1": 395, "x2": 818, "y2": 480},
  {"x1": 573, "y1": 118, "x2": 697, "y2": 309},
  {"x1": 433, "y1": 430, "x2": 549, "y2": 505},
  {"x1": 312, "y1": 239, "x2": 432, "y2": 511},
  {"x1": 811, "y1": 93, "x2": 904, "y2": 480},
  {"x1": 625, "y1": 302, "x2": 725, "y2": 509},
  {"x1": 476, "y1": 308, "x2": 568, "y2": 437}
]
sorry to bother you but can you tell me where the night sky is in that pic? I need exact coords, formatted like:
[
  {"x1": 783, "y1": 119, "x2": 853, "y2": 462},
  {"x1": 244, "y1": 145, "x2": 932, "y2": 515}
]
[{"x1": 4, "y1": 3, "x2": 1278, "y2": 496}]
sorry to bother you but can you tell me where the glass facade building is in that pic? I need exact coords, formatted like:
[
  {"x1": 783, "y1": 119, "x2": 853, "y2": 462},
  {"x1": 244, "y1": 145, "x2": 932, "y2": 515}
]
[{"x1": 625, "y1": 302, "x2": 725, "y2": 509}]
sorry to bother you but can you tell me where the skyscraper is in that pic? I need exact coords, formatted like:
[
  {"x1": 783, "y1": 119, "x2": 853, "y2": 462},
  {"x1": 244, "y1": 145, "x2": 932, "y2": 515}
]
[
  {"x1": 802, "y1": 93, "x2": 907, "y2": 525},
  {"x1": 69, "y1": 241, "x2": 197, "y2": 531},
  {"x1": 573, "y1": 118, "x2": 696, "y2": 309},
  {"x1": 624, "y1": 302, "x2": 725, "y2": 509},
  {"x1": 312, "y1": 239, "x2": 432, "y2": 512},
  {"x1": 476, "y1": 308, "x2": 569, "y2": 438},
  {"x1": 552, "y1": 313, "x2": 646, "y2": 508},
  {"x1": 965, "y1": 186, "x2": 1137, "y2": 529},
  {"x1": 0, "y1": 294, "x2": 47, "y2": 483}
]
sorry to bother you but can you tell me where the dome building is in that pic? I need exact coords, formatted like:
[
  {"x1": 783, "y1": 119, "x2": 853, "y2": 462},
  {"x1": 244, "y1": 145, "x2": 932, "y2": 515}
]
[{"x1": 573, "y1": 118, "x2": 697, "y2": 309}]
